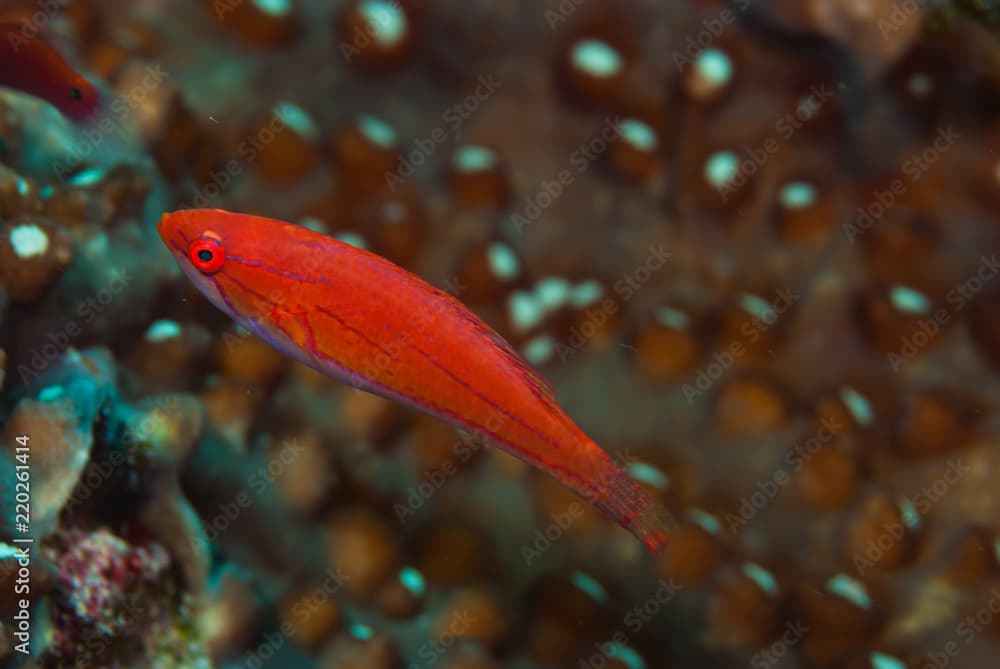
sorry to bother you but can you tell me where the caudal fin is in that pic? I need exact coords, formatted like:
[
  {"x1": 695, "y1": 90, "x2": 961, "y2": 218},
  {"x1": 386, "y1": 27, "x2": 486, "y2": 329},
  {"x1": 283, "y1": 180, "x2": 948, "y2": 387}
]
[
  {"x1": 624, "y1": 501, "x2": 675, "y2": 554},
  {"x1": 591, "y1": 463, "x2": 676, "y2": 555}
]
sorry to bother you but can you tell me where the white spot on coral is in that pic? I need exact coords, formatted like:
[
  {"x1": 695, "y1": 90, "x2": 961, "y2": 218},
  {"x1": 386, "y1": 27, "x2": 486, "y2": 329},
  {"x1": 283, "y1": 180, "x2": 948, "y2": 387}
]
[
  {"x1": 604, "y1": 642, "x2": 645, "y2": 669},
  {"x1": 686, "y1": 508, "x2": 721, "y2": 535},
  {"x1": 889, "y1": 284, "x2": 930, "y2": 315},
  {"x1": 398, "y1": 566, "x2": 425, "y2": 596},
  {"x1": 9, "y1": 223, "x2": 49, "y2": 258},
  {"x1": 779, "y1": 181, "x2": 818, "y2": 210},
  {"x1": 252, "y1": 0, "x2": 291, "y2": 16},
  {"x1": 570, "y1": 571, "x2": 607, "y2": 603},
  {"x1": 655, "y1": 306, "x2": 689, "y2": 329},
  {"x1": 704, "y1": 150, "x2": 738, "y2": 188},
  {"x1": 618, "y1": 118, "x2": 658, "y2": 152},
  {"x1": 826, "y1": 573, "x2": 871, "y2": 609},
  {"x1": 694, "y1": 48, "x2": 733, "y2": 87},
  {"x1": 274, "y1": 101, "x2": 319, "y2": 140},
  {"x1": 297, "y1": 217, "x2": 327, "y2": 233},
  {"x1": 521, "y1": 334, "x2": 555, "y2": 364},
  {"x1": 350, "y1": 623, "x2": 374, "y2": 640},
  {"x1": 335, "y1": 231, "x2": 367, "y2": 249},
  {"x1": 0, "y1": 543, "x2": 23, "y2": 559},
  {"x1": 145, "y1": 319, "x2": 182, "y2": 342},
  {"x1": 570, "y1": 280, "x2": 604, "y2": 308},
  {"x1": 870, "y1": 652, "x2": 906, "y2": 669},
  {"x1": 84, "y1": 231, "x2": 108, "y2": 259},
  {"x1": 453, "y1": 145, "x2": 497, "y2": 172},
  {"x1": 627, "y1": 461, "x2": 668, "y2": 490},
  {"x1": 534, "y1": 276, "x2": 571, "y2": 312},
  {"x1": 907, "y1": 72, "x2": 933, "y2": 98},
  {"x1": 38, "y1": 386, "x2": 64, "y2": 401},
  {"x1": 487, "y1": 242, "x2": 519, "y2": 280},
  {"x1": 359, "y1": 0, "x2": 407, "y2": 47},
  {"x1": 743, "y1": 562, "x2": 778, "y2": 595},
  {"x1": 570, "y1": 39, "x2": 623, "y2": 79},
  {"x1": 69, "y1": 167, "x2": 107, "y2": 187},
  {"x1": 508, "y1": 291, "x2": 544, "y2": 332},
  {"x1": 839, "y1": 386, "x2": 873, "y2": 427},
  {"x1": 739, "y1": 293, "x2": 777, "y2": 322},
  {"x1": 898, "y1": 497, "x2": 921, "y2": 531},
  {"x1": 358, "y1": 114, "x2": 397, "y2": 148}
]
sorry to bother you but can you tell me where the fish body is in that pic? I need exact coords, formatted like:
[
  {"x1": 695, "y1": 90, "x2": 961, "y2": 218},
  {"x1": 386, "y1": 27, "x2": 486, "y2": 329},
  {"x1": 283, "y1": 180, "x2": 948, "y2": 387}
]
[
  {"x1": 159, "y1": 209, "x2": 671, "y2": 553},
  {"x1": 0, "y1": 20, "x2": 100, "y2": 121}
]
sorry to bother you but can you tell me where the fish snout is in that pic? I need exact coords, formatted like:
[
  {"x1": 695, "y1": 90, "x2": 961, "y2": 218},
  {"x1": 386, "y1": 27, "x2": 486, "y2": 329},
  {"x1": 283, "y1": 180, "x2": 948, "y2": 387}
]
[
  {"x1": 156, "y1": 213, "x2": 168, "y2": 239},
  {"x1": 157, "y1": 212, "x2": 177, "y2": 244}
]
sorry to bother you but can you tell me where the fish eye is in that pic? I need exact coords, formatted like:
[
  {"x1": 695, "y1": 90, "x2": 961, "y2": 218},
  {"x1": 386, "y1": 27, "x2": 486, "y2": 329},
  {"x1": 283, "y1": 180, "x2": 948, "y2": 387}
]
[
  {"x1": 70, "y1": 87, "x2": 81, "y2": 100},
  {"x1": 187, "y1": 237, "x2": 226, "y2": 274}
]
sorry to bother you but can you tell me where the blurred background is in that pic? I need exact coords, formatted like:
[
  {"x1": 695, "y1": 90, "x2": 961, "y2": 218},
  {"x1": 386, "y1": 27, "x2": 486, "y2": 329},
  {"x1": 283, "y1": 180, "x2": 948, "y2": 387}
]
[{"x1": 0, "y1": 0, "x2": 999, "y2": 667}]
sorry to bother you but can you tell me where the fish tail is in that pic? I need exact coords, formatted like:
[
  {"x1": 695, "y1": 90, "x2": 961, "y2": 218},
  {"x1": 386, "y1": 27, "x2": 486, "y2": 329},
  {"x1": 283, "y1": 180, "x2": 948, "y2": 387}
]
[
  {"x1": 589, "y1": 458, "x2": 675, "y2": 555},
  {"x1": 623, "y1": 500, "x2": 674, "y2": 555}
]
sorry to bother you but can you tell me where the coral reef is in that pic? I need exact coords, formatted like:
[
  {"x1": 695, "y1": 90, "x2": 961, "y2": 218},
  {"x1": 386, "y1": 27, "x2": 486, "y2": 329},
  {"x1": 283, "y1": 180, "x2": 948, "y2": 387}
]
[{"x1": 0, "y1": 1, "x2": 998, "y2": 668}]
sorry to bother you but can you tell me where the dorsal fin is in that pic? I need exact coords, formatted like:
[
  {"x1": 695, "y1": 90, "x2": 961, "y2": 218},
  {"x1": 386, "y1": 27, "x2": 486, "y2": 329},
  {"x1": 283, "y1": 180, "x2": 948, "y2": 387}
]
[{"x1": 332, "y1": 234, "x2": 563, "y2": 409}]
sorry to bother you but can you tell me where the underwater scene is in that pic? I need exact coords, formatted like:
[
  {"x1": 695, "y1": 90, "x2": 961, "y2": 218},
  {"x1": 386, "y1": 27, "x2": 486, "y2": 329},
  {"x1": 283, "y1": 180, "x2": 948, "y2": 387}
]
[{"x1": 1, "y1": 0, "x2": 999, "y2": 667}]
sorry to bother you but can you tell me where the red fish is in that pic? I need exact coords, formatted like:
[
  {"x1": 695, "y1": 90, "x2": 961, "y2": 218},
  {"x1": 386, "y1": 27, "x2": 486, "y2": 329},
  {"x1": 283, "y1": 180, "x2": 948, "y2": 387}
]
[
  {"x1": 0, "y1": 20, "x2": 101, "y2": 122},
  {"x1": 158, "y1": 209, "x2": 672, "y2": 554}
]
